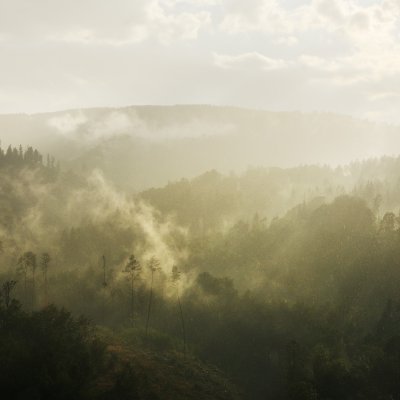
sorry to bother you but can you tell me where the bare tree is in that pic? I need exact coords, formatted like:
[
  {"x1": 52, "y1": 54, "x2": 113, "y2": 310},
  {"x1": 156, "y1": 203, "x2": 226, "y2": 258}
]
[
  {"x1": 145, "y1": 257, "x2": 161, "y2": 337},
  {"x1": 172, "y1": 265, "x2": 186, "y2": 357},
  {"x1": 123, "y1": 254, "x2": 141, "y2": 326}
]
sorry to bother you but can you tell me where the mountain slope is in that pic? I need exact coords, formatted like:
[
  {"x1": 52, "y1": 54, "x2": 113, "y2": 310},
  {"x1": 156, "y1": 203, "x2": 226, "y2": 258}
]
[
  {"x1": 1, "y1": 105, "x2": 399, "y2": 191},
  {"x1": 101, "y1": 344, "x2": 241, "y2": 400}
]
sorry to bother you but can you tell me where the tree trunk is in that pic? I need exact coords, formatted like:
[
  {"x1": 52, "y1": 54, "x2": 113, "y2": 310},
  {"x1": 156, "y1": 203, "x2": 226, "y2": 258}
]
[
  {"x1": 32, "y1": 268, "x2": 35, "y2": 310},
  {"x1": 177, "y1": 292, "x2": 187, "y2": 358},
  {"x1": 130, "y1": 274, "x2": 135, "y2": 326},
  {"x1": 44, "y1": 269, "x2": 48, "y2": 307},
  {"x1": 145, "y1": 271, "x2": 154, "y2": 337}
]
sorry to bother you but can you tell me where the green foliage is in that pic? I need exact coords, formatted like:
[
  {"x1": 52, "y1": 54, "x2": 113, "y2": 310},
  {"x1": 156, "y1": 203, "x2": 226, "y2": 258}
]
[
  {"x1": 6, "y1": 141, "x2": 400, "y2": 399},
  {"x1": 0, "y1": 302, "x2": 106, "y2": 399},
  {"x1": 120, "y1": 327, "x2": 175, "y2": 352},
  {"x1": 105, "y1": 363, "x2": 140, "y2": 400}
]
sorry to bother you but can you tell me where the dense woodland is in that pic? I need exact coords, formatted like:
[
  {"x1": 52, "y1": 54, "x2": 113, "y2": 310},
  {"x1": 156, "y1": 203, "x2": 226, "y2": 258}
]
[{"x1": 2, "y1": 143, "x2": 400, "y2": 399}]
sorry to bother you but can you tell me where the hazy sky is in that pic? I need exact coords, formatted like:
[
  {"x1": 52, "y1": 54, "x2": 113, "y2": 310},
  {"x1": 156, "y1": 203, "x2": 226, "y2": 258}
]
[{"x1": 1, "y1": 0, "x2": 400, "y2": 123}]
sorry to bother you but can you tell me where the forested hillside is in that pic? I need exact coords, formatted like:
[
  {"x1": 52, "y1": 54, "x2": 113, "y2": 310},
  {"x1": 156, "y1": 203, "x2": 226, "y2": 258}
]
[
  {"x1": 2, "y1": 106, "x2": 400, "y2": 191},
  {"x1": 140, "y1": 156, "x2": 400, "y2": 232},
  {"x1": 2, "y1": 141, "x2": 400, "y2": 399}
]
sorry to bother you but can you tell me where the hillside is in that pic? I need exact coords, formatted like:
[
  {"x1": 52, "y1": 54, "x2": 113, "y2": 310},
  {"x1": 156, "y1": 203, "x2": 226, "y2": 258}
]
[
  {"x1": 0, "y1": 298, "x2": 240, "y2": 400},
  {"x1": 1, "y1": 106, "x2": 400, "y2": 190},
  {"x1": 101, "y1": 344, "x2": 241, "y2": 400},
  {"x1": 3, "y1": 142, "x2": 400, "y2": 399},
  {"x1": 139, "y1": 157, "x2": 400, "y2": 232}
]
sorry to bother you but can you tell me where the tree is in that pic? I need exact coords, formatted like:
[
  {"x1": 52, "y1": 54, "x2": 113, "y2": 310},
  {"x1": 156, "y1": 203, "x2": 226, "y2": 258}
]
[
  {"x1": 123, "y1": 255, "x2": 141, "y2": 326},
  {"x1": 145, "y1": 257, "x2": 160, "y2": 337},
  {"x1": 102, "y1": 255, "x2": 107, "y2": 289},
  {"x1": 380, "y1": 212, "x2": 396, "y2": 233},
  {"x1": 0, "y1": 303, "x2": 107, "y2": 399},
  {"x1": 29, "y1": 252, "x2": 37, "y2": 309},
  {"x1": 40, "y1": 253, "x2": 51, "y2": 307},
  {"x1": 17, "y1": 251, "x2": 36, "y2": 308},
  {"x1": 101, "y1": 255, "x2": 108, "y2": 324},
  {"x1": 1, "y1": 280, "x2": 17, "y2": 309},
  {"x1": 171, "y1": 265, "x2": 186, "y2": 357}
]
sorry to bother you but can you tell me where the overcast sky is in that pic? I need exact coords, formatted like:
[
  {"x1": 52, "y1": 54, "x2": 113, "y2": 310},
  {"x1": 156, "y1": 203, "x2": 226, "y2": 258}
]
[{"x1": 1, "y1": 0, "x2": 400, "y2": 123}]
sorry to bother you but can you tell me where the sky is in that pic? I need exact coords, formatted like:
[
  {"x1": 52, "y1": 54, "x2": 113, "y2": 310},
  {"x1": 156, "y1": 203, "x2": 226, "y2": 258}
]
[{"x1": 1, "y1": 0, "x2": 400, "y2": 123}]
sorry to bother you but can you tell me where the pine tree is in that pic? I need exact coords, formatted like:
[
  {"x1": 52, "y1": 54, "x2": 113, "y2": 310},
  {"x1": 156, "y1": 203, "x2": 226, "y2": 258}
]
[
  {"x1": 123, "y1": 255, "x2": 141, "y2": 326},
  {"x1": 40, "y1": 253, "x2": 51, "y2": 307},
  {"x1": 172, "y1": 265, "x2": 186, "y2": 357},
  {"x1": 145, "y1": 257, "x2": 160, "y2": 337}
]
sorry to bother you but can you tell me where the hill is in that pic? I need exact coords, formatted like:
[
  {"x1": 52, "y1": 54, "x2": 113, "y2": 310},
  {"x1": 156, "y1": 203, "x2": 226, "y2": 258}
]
[
  {"x1": 102, "y1": 344, "x2": 241, "y2": 400},
  {"x1": 1, "y1": 105, "x2": 399, "y2": 190}
]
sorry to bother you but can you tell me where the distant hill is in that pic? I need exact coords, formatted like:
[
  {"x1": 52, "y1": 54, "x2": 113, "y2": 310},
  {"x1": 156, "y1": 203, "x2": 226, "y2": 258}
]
[
  {"x1": 139, "y1": 157, "x2": 400, "y2": 232},
  {"x1": 1, "y1": 105, "x2": 399, "y2": 190}
]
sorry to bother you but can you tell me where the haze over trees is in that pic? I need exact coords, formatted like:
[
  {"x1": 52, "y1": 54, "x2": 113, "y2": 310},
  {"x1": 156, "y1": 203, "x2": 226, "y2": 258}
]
[
  {"x1": 2, "y1": 106, "x2": 400, "y2": 191},
  {"x1": 3, "y1": 110, "x2": 400, "y2": 399}
]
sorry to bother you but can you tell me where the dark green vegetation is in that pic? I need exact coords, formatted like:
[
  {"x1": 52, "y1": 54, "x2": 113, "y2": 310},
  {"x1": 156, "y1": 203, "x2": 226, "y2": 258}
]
[
  {"x1": 0, "y1": 299, "x2": 106, "y2": 399},
  {"x1": 2, "y1": 142, "x2": 400, "y2": 399},
  {"x1": 0, "y1": 296, "x2": 239, "y2": 400}
]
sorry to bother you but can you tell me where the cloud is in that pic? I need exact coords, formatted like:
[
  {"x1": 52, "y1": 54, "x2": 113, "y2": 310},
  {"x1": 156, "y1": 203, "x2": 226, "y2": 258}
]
[
  {"x1": 368, "y1": 92, "x2": 400, "y2": 102},
  {"x1": 0, "y1": 0, "x2": 211, "y2": 46},
  {"x1": 299, "y1": 55, "x2": 341, "y2": 72},
  {"x1": 48, "y1": 113, "x2": 88, "y2": 134},
  {"x1": 218, "y1": 0, "x2": 400, "y2": 83},
  {"x1": 47, "y1": 110, "x2": 146, "y2": 142},
  {"x1": 1, "y1": 0, "x2": 400, "y2": 124},
  {"x1": 46, "y1": 108, "x2": 237, "y2": 143},
  {"x1": 214, "y1": 52, "x2": 289, "y2": 70},
  {"x1": 315, "y1": 0, "x2": 347, "y2": 26},
  {"x1": 51, "y1": 27, "x2": 149, "y2": 46},
  {"x1": 275, "y1": 35, "x2": 299, "y2": 46},
  {"x1": 146, "y1": 1, "x2": 212, "y2": 44},
  {"x1": 219, "y1": 0, "x2": 292, "y2": 35}
]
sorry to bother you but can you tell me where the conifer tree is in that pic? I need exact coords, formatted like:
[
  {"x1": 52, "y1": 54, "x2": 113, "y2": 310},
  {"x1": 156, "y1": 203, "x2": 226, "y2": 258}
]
[
  {"x1": 172, "y1": 265, "x2": 186, "y2": 357},
  {"x1": 123, "y1": 254, "x2": 141, "y2": 326},
  {"x1": 40, "y1": 253, "x2": 51, "y2": 307},
  {"x1": 145, "y1": 257, "x2": 160, "y2": 337}
]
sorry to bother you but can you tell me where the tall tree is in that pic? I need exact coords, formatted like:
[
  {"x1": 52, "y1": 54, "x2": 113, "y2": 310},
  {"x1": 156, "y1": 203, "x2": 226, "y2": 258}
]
[
  {"x1": 101, "y1": 255, "x2": 108, "y2": 324},
  {"x1": 123, "y1": 254, "x2": 141, "y2": 326},
  {"x1": 17, "y1": 252, "x2": 36, "y2": 309},
  {"x1": 145, "y1": 257, "x2": 160, "y2": 337},
  {"x1": 1, "y1": 280, "x2": 17, "y2": 309},
  {"x1": 172, "y1": 265, "x2": 186, "y2": 357},
  {"x1": 40, "y1": 253, "x2": 51, "y2": 307}
]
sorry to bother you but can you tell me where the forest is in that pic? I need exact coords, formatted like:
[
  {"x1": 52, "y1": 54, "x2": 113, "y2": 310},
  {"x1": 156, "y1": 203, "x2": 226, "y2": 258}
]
[{"x1": 1, "y1": 140, "x2": 400, "y2": 399}]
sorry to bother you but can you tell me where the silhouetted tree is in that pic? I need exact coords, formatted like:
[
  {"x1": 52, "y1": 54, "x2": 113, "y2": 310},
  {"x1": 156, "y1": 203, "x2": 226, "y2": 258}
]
[
  {"x1": 40, "y1": 253, "x2": 51, "y2": 307},
  {"x1": 172, "y1": 265, "x2": 186, "y2": 357},
  {"x1": 380, "y1": 212, "x2": 396, "y2": 233},
  {"x1": 1, "y1": 280, "x2": 17, "y2": 309},
  {"x1": 17, "y1": 251, "x2": 36, "y2": 307},
  {"x1": 123, "y1": 254, "x2": 141, "y2": 326},
  {"x1": 145, "y1": 257, "x2": 160, "y2": 337}
]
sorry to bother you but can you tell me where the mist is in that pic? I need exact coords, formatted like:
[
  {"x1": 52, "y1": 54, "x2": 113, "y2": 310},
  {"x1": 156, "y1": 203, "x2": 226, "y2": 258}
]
[
  {"x1": 1, "y1": 106, "x2": 400, "y2": 192},
  {"x1": 3, "y1": 1, "x2": 400, "y2": 399}
]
